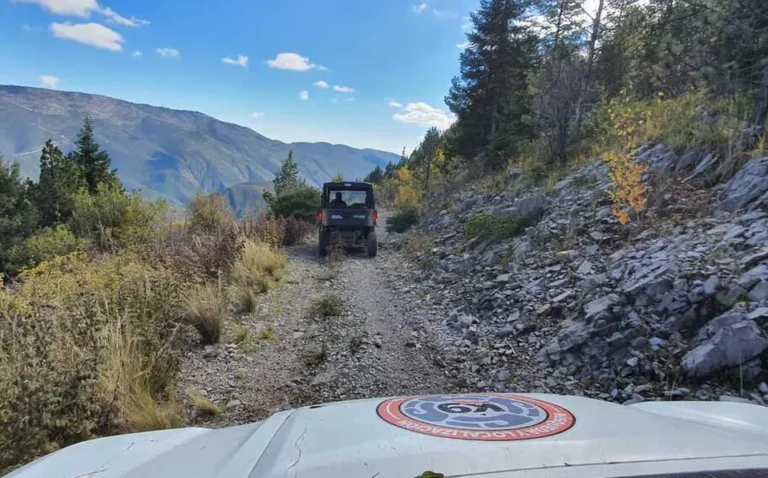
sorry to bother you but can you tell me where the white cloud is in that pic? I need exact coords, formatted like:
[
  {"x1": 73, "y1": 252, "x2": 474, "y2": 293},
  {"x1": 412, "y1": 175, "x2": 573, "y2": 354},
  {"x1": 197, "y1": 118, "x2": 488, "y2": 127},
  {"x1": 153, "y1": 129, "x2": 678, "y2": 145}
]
[
  {"x1": 461, "y1": 16, "x2": 472, "y2": 31},
  {"x1": 456, "y1": 42, "x2": 469, "y2": 49},
  {"x1": 313, "y1": 80, "x2": 330, "y2": 89},
  {"x1": 299, "y1": 90, "x2": 309, "y2": 100},
  {"x1": 222, "y1": 55, "x2": 248, "y2": 67},
  {"x1": 14, "y1": 0, "x2": 98, "y2": 17},
  {"x1": 393, "y1": 102, "x2": 455, "y2": 130},
  {"x1": 98, "y1": 7, "x2": 149, "y2": 27},
  {"x1": 388, "y1": 100, "x2": 403, "y2": 108},
  {"x1": 157, "y1": 47, "x2": 180, "y2": 57},
  {"x1": 412, "y1": 3, "x2": 428, "y2": 13},
  {"x1": 250, "y1": 111, "x2": 265, "y2": 118},
  {"x1": 267, "y1": 52, "x2": 315, "y2": 71},
  {"x1": 432, "y1": 8, "x2": 456, "y2": 18},
  {"x1": 132, "y1": 49, "x2": 141, "y2": 57},
  {"x1": 14, "y1": 1, "x2": 149, "y2": 27},
  {"x1": 40, "y1": 74, "x2": 60, "y2": 88},
  {"x1": 50, "y1": 22, "x2": 123, "y2": 51},
  {"x1": 318, "y1": 65, "x2": 330, "y2": 72},
  {"x1": 333, "y1": 85, "x2": 355, "y2": 93}
]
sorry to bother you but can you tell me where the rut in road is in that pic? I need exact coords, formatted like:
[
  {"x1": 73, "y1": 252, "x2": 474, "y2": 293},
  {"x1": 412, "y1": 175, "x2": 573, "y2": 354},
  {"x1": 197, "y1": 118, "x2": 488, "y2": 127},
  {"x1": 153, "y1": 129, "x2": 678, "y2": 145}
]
[{"x1": 181, "y1": 211, "x2": 463, "y2": 427}]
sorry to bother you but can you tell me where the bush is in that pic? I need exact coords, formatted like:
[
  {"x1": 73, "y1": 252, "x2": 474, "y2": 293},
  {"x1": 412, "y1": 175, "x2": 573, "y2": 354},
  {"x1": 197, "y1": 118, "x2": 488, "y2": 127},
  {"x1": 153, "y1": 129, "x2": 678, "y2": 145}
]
[
  {"x1": 0, "y1": 253, "x2": 184, "y2": 472},
  {"x1": 267, "y1": 185, "x2": 320, "y2": 221},
  {"x1": 248, "y1": 215, "x2": 284, "y2": 247},
  {"x1": 189, "y1": 392, "x2": 222, "y2": 417},
  {"x1": 69, "y1": 185, "x2": 166, "y2": 251},
  {"x1": 188, "y1": 193, "x2": 235, "y2": 235},
  {"x1": 464, "y1": 212, "x2": 528, "y2": 239},
  {"x1": 387, "y1": 206, "x2": 419, "y2": 233},
  {"x1": 311, "y1": 292, "x2": 344, "y2": 318},
  {"x1": 184, "y1": 282, "x2": 228, "y2": 344},
  {"x1": 6, "y1": 225, "x2": 82, "y2": 272},
  {"x1": 228, "y1": 240, "x2": 287, "y2": 305},
  {"x1": 155, "y1": 221, "x2": 243, "y2": 280},
  {"x1": 282, "y1": 217, "x2": 314, "y2": 246}
]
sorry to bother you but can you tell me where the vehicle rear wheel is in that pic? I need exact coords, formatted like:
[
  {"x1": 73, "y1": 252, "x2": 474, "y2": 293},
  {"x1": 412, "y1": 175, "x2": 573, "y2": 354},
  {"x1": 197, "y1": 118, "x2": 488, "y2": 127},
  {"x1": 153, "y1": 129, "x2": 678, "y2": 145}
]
[
  {"x1": 319, "y1": 228, "x2": 330, "y2": 257},
  {"x1": 366, "y1": 231, "x2": 377, "y2": 257}
]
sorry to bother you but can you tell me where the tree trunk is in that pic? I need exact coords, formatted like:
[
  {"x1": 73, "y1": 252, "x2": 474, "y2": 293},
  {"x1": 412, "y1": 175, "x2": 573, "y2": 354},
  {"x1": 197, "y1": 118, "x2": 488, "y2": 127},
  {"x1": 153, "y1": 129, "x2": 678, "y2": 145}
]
[
  {"x1": 573, "y1": 0, "x2": 604, "y2": 135},
  {"x1": 553, "y1": 0, "x2": 565, "y2": 51},
  {"x1": 751, "y1": 64, "x2": 768, "y2": 141}
]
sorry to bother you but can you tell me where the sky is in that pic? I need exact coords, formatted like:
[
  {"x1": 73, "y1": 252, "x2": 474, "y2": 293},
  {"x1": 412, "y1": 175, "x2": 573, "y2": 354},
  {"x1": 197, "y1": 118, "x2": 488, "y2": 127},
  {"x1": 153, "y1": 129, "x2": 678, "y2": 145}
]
[{"x1": 0, "y1": 0, "x2": 483, "y2": 154}]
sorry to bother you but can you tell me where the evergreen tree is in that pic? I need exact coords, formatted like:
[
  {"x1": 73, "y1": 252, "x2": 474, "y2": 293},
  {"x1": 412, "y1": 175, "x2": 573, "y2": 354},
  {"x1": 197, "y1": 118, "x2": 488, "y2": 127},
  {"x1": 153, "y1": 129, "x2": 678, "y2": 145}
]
[
  {"x1": 71, "y1": 116, "x2": 119, "y2": 193},
  {"x1": 364, "y1": 165, "x2": 384, "y2": 184},
  {"x1": 35, "y1": 140, "x2": 85, "y2": 226},
  {"x1": 446, "y1": 0, "x2": 539, "y2": 168},
  {"x1": 0, "y1": 157, "x2": 38, "y2": 272},
  {"x1": 331, "y1": 173, "x2": 345, "y2": 182},
  {"x1": 271, "y1": 151, "x2": 304, "y2": 195}
]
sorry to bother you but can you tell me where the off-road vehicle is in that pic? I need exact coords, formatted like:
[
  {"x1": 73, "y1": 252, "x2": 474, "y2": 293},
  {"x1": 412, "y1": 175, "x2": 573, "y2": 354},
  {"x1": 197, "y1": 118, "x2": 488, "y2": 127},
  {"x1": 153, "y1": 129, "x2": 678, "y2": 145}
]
[{"x1": 317, "y1": 181, "x2": 377, "y2": 257}]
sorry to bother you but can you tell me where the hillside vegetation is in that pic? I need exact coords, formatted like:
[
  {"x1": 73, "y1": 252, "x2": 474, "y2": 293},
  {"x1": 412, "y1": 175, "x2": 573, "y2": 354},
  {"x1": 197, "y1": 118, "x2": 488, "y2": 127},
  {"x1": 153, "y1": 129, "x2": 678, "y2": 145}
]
[
  {"x1": 365, "y1": 0, "x2": 768, "y2": 409},
  {"x1": 0, "y1": 120, "x2": 318, "y2": 472},
  {"x1": 367, "y1": 0, "x2": 768, "y2": 220}
]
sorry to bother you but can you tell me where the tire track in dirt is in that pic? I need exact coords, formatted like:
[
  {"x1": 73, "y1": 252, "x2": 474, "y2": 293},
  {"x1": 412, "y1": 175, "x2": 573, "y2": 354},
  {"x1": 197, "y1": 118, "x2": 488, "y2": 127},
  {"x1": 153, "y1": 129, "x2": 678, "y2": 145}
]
[{"x1": 181, "y1": 210, "x2": 461, "y2": 427}]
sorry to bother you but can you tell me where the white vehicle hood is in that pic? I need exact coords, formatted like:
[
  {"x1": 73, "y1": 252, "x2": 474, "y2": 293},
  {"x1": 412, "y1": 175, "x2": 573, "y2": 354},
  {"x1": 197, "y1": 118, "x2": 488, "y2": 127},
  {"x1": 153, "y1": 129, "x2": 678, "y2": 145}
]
[{"x1": 7, "y1": 393, "x2": 768, "y2": 478}]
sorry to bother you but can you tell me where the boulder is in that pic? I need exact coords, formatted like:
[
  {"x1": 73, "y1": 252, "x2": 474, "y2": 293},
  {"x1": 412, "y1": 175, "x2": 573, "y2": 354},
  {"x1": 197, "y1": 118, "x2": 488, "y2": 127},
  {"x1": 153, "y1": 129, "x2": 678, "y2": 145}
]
[
  {"x1": 682, "y1": 320, "x2": 768, "y2": 377},
  {"x1": 584, "y1": 294, "x2": 620, "y2": 320},
  {"x1": 715, "y1": 157, "x2": 768, "y2": 212},
  {"x1": 516, "y1": 193, "x2": 550, "y2": 220},
  {"x1": 749, "y1": 281, "x2": 768, "y2": 302}
]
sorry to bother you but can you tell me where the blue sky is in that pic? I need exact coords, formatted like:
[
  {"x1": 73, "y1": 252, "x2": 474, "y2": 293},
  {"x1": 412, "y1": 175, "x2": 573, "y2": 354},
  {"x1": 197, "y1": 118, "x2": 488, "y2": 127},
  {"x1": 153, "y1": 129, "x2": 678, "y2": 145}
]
[{"x1": 0, "y1": 0, "x2": 478, "y2": 153}]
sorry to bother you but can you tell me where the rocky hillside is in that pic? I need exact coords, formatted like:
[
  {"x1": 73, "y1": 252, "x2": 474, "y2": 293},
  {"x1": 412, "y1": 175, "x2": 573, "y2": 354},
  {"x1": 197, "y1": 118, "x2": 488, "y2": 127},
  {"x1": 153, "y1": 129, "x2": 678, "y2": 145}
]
[
  {"x1": 394, "y1": 147, "x2": 768, "y2": 405},
  {"x1": 0, "y1": 85, "x2": 397, "y2": 205}
]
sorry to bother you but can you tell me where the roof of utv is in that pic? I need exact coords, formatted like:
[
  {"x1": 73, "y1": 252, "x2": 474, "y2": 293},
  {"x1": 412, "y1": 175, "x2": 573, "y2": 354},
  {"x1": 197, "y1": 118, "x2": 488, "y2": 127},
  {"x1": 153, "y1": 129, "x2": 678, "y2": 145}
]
[{"x1": 322, "y1": 181, "x2": 373, "y2": 190}]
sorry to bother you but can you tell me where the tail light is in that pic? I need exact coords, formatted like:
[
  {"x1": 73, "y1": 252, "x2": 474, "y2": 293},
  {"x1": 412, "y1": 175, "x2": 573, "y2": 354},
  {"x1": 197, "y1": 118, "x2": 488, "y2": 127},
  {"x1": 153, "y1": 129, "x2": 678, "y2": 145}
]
[
  {"x1": 373, "y1": 210, "x2": 378, "y2": 225},
  {"x1": 317, "y1": 212, "x2": 323, "y2": 223}
]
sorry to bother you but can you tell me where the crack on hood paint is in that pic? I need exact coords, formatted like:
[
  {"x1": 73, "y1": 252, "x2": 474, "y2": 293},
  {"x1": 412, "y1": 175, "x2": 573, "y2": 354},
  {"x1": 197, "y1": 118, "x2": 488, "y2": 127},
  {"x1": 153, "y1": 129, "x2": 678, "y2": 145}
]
[{"x1": 286, "y1": 427, "x2": 308, "y2": 476}]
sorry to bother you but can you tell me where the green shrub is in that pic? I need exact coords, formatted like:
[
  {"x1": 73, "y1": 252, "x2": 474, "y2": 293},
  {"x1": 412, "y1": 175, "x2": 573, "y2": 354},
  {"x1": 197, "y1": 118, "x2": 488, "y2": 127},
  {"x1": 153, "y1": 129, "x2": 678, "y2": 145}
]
[
  {"x1": 188, "y1": 193, "x2": 235, "y2": 235},
  {"x1": 7, "y1": 225, "x2": 82, "y2": 272},
  {"x1": 387, "y1": 207, "x2": 419, "y2": 233},
  {"x1": 266, "y1": 185, "x2": 320, "y2": 221},
  {"x1": 0, "y1": 253, "x2": 184, "y2": 472},
  {"x1": 311, "y1": 292, "x2": 344, "y2": 318},
  {"x1": 69, "y1": 185, "x2": 167, "y2": 251},
  {"x1": 464, "y1": 212, "x2": 528, "y2": 239}
]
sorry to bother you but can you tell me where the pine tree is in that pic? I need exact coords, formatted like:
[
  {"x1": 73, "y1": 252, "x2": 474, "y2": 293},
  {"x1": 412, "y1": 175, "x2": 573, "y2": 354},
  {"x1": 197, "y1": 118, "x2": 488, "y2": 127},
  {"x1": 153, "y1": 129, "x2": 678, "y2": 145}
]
[
  {"x1": 272, "y1": 151, "x2": 304, "y2": 195},
  {"x1": 364, "y1": 165, "x2": 384, "y2": 183},
  {"x1": 35, "y1": 140, "x2": 85, "y2": 226},
  {"x1": 446, "y1": 0, "x2": 539, "y2": 168},
  {"x1": 71, "y1": 116, "x2": 119, "y2": 193},
  {"x1": 0, "y1": 157, "x2": 38, "y2": 272}
]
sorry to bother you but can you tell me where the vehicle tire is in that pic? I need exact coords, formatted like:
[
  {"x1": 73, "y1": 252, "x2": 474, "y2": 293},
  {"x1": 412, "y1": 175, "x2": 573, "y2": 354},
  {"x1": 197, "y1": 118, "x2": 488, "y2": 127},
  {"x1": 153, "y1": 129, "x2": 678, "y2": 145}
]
[
  {"x1": 366, "y1": 231, "x2": 378, "y2": 257},
  {"x1": 318, "y1": 228, "x2": 330, "y2": 257}
]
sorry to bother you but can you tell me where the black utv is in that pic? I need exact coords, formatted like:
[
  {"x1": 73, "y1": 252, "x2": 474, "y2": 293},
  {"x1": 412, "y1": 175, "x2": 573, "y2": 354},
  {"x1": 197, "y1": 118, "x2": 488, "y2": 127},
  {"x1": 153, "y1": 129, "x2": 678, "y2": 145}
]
[{"x1": 317, "y1": 182, "x2": 378, "y2": 257}]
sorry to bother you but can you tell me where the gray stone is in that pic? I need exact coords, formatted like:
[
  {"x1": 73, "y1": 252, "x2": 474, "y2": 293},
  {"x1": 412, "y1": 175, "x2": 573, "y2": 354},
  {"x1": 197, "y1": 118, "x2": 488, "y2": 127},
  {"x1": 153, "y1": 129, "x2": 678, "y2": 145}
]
[
  {"x1": 495, "y1": 273, "x2": 512, "y2": 283},
  {"x1": 626, "y1": 357, "x2": 639, "y2": 367},
  {"x1": 584, "y1": 294, "x2": 620, "y2": 319},
  {"x1": 742, "y1": 248, "x2": 768, "y2": 267},
  {"x1": 682, "y1": 320, "x2": 768, "y2": 377},
  {"x1": 747, "y1": 307, "x2": 768, "y2": 321},
  {"x1": 495, "y1": 369, "x2": 512, "y2": 383},
  {"x1": 577, "y1": 261, "x2": 594, "y2": 275},
  {"x1": 759, "y1": 382, "x2": 768, "y2": 395},
  {"x1": 685, "y1": 153, "x2": 716, "y2": 182},
  {"x1": 696, "y1": 306, "x2": 747, "y2": 342},
  {"x1": 737, "y1": 264, "x2": 768, "y2": 289},
  {"x1": 716, "y1": 285, "x2": 748, "y2": 308},
  {"x1": 552, "y1": 290, "x2": 573, "y2": 303},
  {"x1": 703, "y1": 276, "x2": 719, "y2": 296},
  {"x1": 749, "y1": 281, "x2": 768, "y2": 302},
  {"x1": 516, "y1": 193, "x2": 550, "y2": 220},
  {"x1": 716, "y1": 157, "x2": 768, "y2": 212}
]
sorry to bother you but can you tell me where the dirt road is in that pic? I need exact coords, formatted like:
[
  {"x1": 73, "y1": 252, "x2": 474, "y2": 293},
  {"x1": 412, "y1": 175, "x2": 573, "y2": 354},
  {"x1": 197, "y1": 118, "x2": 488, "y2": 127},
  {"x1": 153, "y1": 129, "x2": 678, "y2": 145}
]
[{"x1": 181, "y1": 210, "x2": 462, "y2": 426}]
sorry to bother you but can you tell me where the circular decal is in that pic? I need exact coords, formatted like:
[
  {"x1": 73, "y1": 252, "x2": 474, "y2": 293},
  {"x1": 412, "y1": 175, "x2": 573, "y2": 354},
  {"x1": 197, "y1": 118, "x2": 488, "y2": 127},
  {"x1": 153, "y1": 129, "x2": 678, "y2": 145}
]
[{"x1": 376, "y1": 394, "x2": 574, "y2": 441}]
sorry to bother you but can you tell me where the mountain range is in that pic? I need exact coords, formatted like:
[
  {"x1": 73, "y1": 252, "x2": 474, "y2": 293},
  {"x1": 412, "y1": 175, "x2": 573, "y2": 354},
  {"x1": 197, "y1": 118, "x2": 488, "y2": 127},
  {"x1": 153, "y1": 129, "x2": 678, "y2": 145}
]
[{"x1": 0, "y1": 85, "x2": 397, "y2": 210}]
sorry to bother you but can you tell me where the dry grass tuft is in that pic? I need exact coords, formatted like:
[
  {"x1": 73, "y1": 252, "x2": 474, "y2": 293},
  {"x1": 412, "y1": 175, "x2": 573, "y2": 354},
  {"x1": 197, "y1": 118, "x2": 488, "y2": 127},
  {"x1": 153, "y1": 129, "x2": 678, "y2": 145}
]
[
  {"x1": 229, "y1": 239, "x2": 287, "y2": 295},
  {"x1": 189, "y1": 392, "x2": 222, "y2": 417},
  {"x1": 184, "y1": 282, "x2": 228, "y2": 344}
]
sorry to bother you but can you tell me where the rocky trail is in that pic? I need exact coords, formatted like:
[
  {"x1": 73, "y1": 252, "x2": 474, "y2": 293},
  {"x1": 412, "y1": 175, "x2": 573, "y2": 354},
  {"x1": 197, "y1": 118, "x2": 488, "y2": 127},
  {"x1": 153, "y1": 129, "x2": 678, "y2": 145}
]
[
  {"x1": 181, "y1": 211, "x2": 465, "y2": 427},
  {"x1": 181, "y1": 150, "x2": 768, "y2": 428}
]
